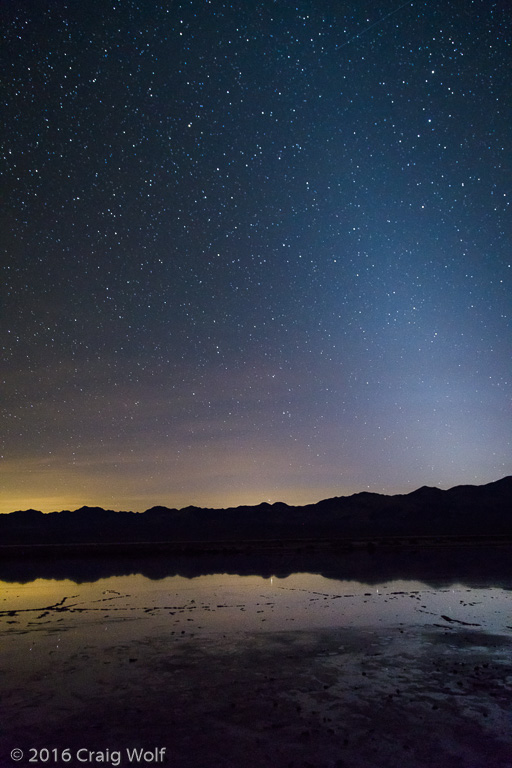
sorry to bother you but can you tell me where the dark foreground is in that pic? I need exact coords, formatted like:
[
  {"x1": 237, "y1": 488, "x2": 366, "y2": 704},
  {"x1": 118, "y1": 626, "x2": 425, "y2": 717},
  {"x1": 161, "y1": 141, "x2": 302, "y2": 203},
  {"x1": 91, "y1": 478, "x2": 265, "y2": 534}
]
[{"x1": 2, "y1": 622, "x2": 512, "y2": 768}]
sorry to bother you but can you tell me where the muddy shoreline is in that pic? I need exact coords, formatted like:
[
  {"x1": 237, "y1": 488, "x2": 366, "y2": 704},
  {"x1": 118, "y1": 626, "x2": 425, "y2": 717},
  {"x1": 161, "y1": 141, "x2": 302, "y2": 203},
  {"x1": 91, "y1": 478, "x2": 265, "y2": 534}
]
[
  {"x1": 2, "y1": 622, "x2": 512, "y2": 767},
  {"x1": 2, "y1": 534, "x2": 511, "y2": 558},
  {"x1": 1, "y1": 560, "x2": 512, "y2": 767}
]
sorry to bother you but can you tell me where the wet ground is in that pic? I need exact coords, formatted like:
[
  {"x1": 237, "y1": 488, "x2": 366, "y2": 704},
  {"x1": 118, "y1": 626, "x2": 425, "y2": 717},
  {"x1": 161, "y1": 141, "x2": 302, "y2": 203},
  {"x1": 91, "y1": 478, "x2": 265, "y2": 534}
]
[{"x1": 1, "y1": 569, "x2": 511, "y2": 767}]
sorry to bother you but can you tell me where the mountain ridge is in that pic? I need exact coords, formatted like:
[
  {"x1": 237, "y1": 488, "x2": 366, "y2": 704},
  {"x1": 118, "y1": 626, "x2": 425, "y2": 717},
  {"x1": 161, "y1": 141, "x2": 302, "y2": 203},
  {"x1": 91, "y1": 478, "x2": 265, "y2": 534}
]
[{"x1": 1, "y1": 476, "x2": 511, "y2": 547}]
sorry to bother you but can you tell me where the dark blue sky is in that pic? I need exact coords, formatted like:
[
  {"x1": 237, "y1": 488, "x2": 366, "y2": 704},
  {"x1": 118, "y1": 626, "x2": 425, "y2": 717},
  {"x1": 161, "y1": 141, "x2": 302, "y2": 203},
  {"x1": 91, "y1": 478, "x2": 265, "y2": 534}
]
[{"x1": 2, "y1": 0, "x2": 510, "y2": 513}]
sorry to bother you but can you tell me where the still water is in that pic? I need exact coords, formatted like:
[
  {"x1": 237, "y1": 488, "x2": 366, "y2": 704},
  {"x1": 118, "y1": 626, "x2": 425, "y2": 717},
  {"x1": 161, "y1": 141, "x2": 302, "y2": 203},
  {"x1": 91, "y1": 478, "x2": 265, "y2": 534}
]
[
  {"x1": 1, "y1": 552, "x2": 511, "y2": 766},
  {"x1": 1, "y1": 547, "x2": 511, "y2": 685},
  {"x1": 1, "y1": 567, "x2": 511, "y2": 654}
]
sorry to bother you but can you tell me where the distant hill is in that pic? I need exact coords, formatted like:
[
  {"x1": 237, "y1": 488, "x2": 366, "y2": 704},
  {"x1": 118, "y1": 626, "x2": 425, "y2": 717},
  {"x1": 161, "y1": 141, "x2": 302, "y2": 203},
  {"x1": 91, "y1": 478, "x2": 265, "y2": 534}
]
[{"x1": 1, "y1": 477, "x2": 511, "y2": 548}]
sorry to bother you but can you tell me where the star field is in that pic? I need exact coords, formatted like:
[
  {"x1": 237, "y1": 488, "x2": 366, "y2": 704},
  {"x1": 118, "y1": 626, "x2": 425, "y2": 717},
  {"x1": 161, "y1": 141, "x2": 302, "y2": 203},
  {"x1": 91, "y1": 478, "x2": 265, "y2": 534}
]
[{"x1": 1, "y1": 0, "x2": 510, "y2": 514}]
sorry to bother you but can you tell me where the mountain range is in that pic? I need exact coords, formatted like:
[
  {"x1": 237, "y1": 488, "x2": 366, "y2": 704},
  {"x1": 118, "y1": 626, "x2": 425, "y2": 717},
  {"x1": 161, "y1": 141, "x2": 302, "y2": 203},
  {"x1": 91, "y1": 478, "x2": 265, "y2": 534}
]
[{"x1": 1, "y1": 476, "x2": 511, "y2": 548}]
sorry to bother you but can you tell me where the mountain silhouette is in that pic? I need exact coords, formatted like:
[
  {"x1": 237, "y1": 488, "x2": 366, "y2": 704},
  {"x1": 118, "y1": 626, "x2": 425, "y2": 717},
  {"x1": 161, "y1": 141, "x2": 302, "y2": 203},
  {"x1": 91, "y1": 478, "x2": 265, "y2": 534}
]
[{"x1": 1, "y1": 477, "x2": 510, "y2": 548}]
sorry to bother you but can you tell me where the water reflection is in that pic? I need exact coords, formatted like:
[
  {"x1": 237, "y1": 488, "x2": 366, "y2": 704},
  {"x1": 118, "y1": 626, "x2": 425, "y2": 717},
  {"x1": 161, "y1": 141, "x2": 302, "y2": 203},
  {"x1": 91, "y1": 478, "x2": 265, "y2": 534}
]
[
  {"x1": 2, "y1": 571, "x2": 511, "y2": 640},
  {"x1": 1, "y1": 545, "x2": 512, "y2": 589},
  {"x1": 2, "y1": 560, "x2": 511, "y2": 766},
  {"x1": 2, "y1": 550, "x2": 511, "y2": 768}
]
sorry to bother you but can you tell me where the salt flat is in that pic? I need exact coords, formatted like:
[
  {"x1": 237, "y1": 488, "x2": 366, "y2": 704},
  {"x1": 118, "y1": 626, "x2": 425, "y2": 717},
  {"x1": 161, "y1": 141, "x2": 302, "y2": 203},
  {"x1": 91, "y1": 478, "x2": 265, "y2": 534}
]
[{"x1": 1, "y1": 566, "x2": 511, "y2": 767}]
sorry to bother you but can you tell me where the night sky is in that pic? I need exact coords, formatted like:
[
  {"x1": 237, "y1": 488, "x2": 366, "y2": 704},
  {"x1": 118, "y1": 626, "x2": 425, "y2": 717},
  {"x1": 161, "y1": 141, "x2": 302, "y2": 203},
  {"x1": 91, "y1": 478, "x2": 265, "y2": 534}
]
[{"x1": 2, "y1": 0, "x2": 510, "y2": 515}]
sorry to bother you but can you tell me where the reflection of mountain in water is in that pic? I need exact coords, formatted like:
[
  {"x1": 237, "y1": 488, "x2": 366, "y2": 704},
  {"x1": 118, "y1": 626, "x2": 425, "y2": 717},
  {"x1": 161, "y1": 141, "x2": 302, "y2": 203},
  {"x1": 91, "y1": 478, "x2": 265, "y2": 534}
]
[
  {"x1": 1, "y1": 546, "x2": 512, "y2": 591},
  {"x1": 2, "y1": 477, "x2": 511, "y2": 549}
]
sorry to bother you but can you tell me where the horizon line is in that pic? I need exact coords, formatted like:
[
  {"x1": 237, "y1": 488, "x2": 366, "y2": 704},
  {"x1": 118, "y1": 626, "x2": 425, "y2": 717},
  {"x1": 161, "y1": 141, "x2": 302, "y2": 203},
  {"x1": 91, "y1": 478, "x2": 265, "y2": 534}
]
[{"x1": 4, "y1": 475, "x2": 510, "y2": 515}]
